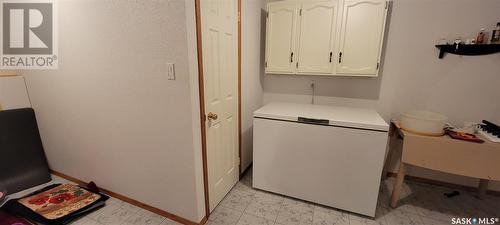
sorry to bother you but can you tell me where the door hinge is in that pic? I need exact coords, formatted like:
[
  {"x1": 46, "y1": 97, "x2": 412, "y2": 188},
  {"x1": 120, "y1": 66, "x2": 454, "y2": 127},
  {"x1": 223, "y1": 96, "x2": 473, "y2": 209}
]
[
  {"x1": 377, "y1": 62, "x2": 380, "y2": 70},
  {"x1": 338, "y1": 52, "x2": 342, "y2": 63},
  {"x1": 299, "y1": 8, "x2": 302, "y2": 16},
  {"x1": 237, "y1": 12, "x2": 241, "y2": 22},
  {"x1": 266, "y1": 11, "x2": 269, "y2": 18},
  {"x1": 265, "y1": 61, "x2": 267, "y2": 67},
  {"x1": 237, "y1": 157, "x2": 241, "y2": 166},
  {"x1": 296, "y1": 62, "x2": 299, "y2": 68}
]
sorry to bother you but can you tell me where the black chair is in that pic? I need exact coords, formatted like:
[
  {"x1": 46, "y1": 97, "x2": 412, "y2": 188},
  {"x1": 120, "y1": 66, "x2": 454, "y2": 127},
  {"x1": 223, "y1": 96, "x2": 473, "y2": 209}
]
[{"x1": 0, "y1": 108, "x2": 51, "y2": 194}]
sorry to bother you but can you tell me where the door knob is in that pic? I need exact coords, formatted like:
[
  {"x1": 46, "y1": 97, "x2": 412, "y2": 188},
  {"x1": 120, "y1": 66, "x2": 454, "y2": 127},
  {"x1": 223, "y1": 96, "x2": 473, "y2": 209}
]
[{"x1": 207, "y1": 112, "x2": 218, "y2": 121}]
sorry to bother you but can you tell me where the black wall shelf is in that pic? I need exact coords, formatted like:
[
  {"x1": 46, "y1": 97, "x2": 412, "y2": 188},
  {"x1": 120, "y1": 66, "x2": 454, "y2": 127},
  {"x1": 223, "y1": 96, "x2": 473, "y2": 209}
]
[{"x1": 435, "y1": 44, "x2": 500, "y2": 59}]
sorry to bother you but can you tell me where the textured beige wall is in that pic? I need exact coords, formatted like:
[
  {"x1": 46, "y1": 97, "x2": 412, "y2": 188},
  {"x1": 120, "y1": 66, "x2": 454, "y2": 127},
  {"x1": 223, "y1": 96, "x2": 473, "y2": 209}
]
[
  {"x1": 0, "y1": 76, "x2": 31, "y2": 110},
  {"x1": 241, "y1": 0, "x2": 267, "y2": 172},
  {"x1": 16, "y1": 0, "x2": 205, "y2": 222}
]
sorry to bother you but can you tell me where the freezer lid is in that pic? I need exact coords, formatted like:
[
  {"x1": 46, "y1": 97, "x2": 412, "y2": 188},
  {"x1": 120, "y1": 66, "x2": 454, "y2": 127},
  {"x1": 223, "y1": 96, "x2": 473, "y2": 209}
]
[{"x1": 253, "y1": 102, "x2": 389, "y2": 131}]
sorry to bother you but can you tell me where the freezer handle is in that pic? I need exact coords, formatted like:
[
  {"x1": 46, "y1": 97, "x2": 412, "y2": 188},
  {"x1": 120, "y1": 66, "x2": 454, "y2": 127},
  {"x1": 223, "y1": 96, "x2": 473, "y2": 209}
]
[{"x1": 298, "y1": 117, "x2": 329, "y2": 125}]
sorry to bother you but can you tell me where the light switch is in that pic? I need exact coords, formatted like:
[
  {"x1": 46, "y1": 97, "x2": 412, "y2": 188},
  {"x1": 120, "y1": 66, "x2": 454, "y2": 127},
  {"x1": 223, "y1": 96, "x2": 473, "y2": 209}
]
[{"x1": 167, "y1": 63, "x2": 175, "y2": 80}]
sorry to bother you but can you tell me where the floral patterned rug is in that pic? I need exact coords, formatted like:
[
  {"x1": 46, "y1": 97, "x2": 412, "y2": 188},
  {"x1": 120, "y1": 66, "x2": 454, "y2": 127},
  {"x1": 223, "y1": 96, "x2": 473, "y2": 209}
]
[{"x1": 17, "y1": 183, "x2": 101, "y2": 220}]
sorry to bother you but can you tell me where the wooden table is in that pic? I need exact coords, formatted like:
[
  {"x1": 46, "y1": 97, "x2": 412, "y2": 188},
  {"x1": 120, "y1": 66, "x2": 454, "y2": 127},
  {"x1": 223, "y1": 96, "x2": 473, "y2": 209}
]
[{"x1": 388, "y1": 122, "x2": 500, "y2": 208}]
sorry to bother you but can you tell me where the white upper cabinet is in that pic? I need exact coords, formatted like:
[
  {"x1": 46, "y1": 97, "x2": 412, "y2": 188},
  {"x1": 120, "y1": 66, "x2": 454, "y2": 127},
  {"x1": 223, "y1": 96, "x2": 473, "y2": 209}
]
[
  {"x1": 265, "y1": 0, "x2": 389, "y2": 77},
  {"x1": 337, "y1": 0, "x2": 388, "y2": 76},
  {"x1": 296, "y1": 1, "x2": 338, "y2": 75},
  {"x1": 265, "y1": 2, "x2": 298, "y2": 74}
]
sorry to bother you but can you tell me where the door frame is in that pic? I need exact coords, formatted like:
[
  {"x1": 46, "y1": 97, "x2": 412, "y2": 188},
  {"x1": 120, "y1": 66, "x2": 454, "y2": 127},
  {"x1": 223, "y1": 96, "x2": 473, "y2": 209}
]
[{"x1": 194, "y1": 0, "x2": 242, "y2": 217}]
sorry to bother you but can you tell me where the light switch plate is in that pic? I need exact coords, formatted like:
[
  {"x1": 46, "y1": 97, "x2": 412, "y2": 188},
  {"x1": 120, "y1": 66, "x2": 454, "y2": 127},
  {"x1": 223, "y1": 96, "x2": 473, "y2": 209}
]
[{"x1": 167, "y1": 63, "x2": 175, "y2": 80}]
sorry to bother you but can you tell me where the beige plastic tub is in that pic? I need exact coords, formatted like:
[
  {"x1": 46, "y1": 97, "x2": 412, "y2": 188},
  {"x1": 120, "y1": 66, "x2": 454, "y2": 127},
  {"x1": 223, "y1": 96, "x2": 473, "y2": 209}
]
[{"x1": 400, "y1": 110, "x2": 448, "y2": 136}]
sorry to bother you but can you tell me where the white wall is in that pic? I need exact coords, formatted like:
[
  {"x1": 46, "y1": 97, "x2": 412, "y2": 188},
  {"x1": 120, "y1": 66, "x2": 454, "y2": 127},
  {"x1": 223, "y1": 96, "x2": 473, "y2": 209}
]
[
  {"x1": 184, "y1": 0, "x2": 207, "y2": 222},
  {"x1": 13, "y1": 0, "x2": 205, "y2": 222},
  {"x1": 0, "y1": 76, "x2": 31, "y2": 110},
  {"x1": 263, "y1": 0, "x2": 500, "y2": 190},
  {"x1": 241, "y1": 0, "x2": 267, "y2": 172}
]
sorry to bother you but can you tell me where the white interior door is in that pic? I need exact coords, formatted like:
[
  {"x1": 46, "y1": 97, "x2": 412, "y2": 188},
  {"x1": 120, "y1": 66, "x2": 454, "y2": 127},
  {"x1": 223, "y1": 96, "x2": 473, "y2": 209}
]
[
  {"x1": 200, "y1": 0, "x2": 239, "y2": 212},
  {"x1": 296, "y1": 1, "x2": 338, "y2": 74},
  {"x1": 265, "y1": 1, "x2": 298, "y2": 74},
  {"x1": 336, "y1": 0, "x2": 387, "y2": 75}
]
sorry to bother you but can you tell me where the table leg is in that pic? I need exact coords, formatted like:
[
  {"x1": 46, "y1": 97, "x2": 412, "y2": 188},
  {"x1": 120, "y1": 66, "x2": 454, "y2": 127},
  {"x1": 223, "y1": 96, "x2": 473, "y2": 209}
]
[
  {"x1": 390, "y1": 162, "x2": 406, "y2": 208},
  {"x1": 382, "y1": 131, "x2": 396, "y2": 179},
  {"x1": 477, "y1": 179, "x2": 489, "y2": 199}
]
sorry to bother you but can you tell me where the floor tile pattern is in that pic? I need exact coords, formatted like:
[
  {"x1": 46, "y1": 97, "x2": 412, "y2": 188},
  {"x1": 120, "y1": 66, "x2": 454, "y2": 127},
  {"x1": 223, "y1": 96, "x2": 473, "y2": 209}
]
[{"x1": 208, "y1": 169, "x2": 500, "y2": 225}]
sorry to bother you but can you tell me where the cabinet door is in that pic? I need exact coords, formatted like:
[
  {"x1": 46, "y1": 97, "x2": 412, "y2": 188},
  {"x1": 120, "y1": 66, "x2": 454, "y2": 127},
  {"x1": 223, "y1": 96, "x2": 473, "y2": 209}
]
[
  {"x1": 265, "y1": 2, "x2": 298, "y2": 74},
  {"x1": 337, "y1": 0, "x2": 388, "y2": 76},
  {"x1": 296, "y1": 1, "x2": 338, "y2": 75}
]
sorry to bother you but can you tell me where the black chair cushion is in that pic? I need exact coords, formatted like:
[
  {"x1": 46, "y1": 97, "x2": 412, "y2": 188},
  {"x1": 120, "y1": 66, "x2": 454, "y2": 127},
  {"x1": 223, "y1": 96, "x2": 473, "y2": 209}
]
[{"x1": 0, "y1": 108, "x2": 51, "y2": 194}]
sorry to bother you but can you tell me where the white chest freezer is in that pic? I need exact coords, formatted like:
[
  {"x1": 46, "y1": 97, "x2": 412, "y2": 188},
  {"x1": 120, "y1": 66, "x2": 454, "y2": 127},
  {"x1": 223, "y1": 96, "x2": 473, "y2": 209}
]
[{"x1": 252, "y1": 102, "x2": 389, "y2": 217}]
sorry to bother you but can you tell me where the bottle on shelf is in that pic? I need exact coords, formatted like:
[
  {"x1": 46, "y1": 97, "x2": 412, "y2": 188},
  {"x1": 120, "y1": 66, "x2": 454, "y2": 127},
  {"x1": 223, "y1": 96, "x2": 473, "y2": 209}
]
[
  {"x1": 454, "y1": 37, "x2": 462, "y2": 50},
  {"x1": 476, "y1": 28, "x2": 486, "y2": 44},
  {"x1": 491, "y1": 22, "x2": 500, "y2": 43}
]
